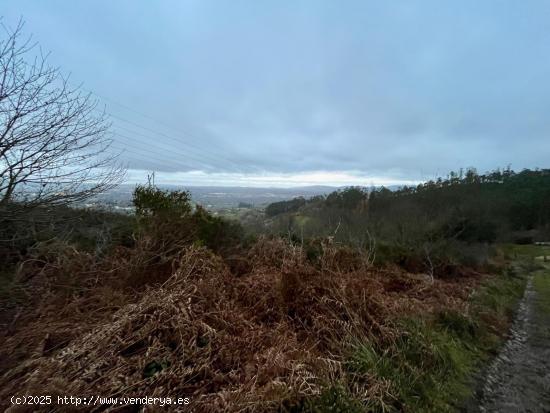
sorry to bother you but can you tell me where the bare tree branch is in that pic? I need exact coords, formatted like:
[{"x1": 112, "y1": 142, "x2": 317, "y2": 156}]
[{"x1": 0, "y1": 18, "x2": 125, "y2": 218}]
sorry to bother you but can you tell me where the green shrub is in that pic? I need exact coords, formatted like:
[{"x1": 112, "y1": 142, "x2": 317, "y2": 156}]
[
  {"x1": 192, "y1": 205, "x2": 244, "y2": 252},
  {"x1": 133, "y1": 184, "x2": 192, "y2": 218},
  {"x1": 133, "y1": 182, "x2": 243, "y2": 253}
]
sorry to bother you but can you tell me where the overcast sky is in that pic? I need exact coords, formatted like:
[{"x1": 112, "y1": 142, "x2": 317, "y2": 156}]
[{"x1": 3, "y1": 1, "x2": 550, "y2": 187}]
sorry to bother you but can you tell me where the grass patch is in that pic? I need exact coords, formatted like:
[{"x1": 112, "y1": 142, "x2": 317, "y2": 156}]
[
  {"x1": 499, "y1": 243, "x2": 550, "y2": 260},
  {"x1": 348, "y1": 318, "x2": 477, "y2": 412},
  {"x1": 532, "y1": 264, "x2": 550, "y2": 316},
  {"x1": 470, "y1": 266, "x2": 526, "y2": 333},
  {"x1": 341, "y1": 258, "x2": 530, "y2": 412},
  {"x1": 292, "y1": 386, "x2": 364, "y2": 413}
]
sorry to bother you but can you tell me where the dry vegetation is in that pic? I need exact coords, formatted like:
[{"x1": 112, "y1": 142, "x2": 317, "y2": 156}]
[{"x1": 0, "y1": 233, "x2": 495, "y2": 412}]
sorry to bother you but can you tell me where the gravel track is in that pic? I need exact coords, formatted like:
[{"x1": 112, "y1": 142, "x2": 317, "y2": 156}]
[{"x1": 477, "y1": 271, "x2": 550, "y2": 413}]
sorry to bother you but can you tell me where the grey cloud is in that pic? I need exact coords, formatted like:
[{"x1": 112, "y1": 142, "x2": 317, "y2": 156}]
[{"x1": 3, "y1": 0, "x2": 550, "y2": 184}]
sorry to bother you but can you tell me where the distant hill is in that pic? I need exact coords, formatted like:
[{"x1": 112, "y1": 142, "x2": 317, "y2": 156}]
[{"x1": 261, "y1": 168, "x2": 550, "y2": 244}]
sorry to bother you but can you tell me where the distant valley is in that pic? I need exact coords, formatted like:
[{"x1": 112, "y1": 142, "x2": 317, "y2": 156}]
[{"x1": 91, "y1": 184, "x2": 341, "y2": 210}]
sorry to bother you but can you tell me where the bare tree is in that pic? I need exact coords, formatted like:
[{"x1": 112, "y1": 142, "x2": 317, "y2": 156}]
[{"x1": 0, "y1": 19, "x2": 124, "y2": 212}]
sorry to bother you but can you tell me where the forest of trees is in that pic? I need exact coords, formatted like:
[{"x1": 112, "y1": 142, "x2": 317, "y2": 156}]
[
  {"x1": 265, "y1": 196, "x2": 307, "y2": 216},
  {"x1": 369, "y1": 168, "x2": 550, "y2": 241},
  {"x1": 261, "y1": 168, "x2": 550, "y2": 277},
  {"x1": 266, "y1": 168, "x2": 550, "y2": 243}
]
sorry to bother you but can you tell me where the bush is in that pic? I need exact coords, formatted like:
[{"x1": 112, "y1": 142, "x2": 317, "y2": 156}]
[
  {"x1": 192, "y1": 205, "x2": 244, "y2": 252},
  {"x1": 133, "y1": 182, "x2": 244, "y2": 255},
  {"x1": 133, "y1": 184, "x2": 192, "y2": 218}
]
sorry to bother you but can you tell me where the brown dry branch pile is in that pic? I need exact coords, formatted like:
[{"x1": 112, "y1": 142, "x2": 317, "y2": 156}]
[{"x1": 0, "y1": 237, "x2": 481, "y2": 412}]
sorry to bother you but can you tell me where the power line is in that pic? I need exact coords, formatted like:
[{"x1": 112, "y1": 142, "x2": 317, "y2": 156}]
[
  {"x1": 110, "y1": 131, "x2": 220, "y2": 172},
  {"x1": 74, "y1": 83, "x2": 245, "y2": 171},
  {"x1": 107, "y1": 132, "x2": 217, "y2": 171},
  {"x1": 106, "y1": 112, "x2": 242, "y2": 171},
  {"x1": 109, "y1": 125, "x2": 236, "y2": 171},
  {"x1": 108, "y1": 143, "x2": 199, "y2": 171}
]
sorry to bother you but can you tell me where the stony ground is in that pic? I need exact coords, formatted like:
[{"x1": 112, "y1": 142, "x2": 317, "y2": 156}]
[{"x1": 477, "y1": 262, "x2": 550, "y2": 413}]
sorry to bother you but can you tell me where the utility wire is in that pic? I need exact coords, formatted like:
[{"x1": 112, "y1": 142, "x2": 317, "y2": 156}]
[
  {"x1": 106, "y1": 112, "x2": 242, "y2": 171},
  {"x1": 107, "y1": 132, "x2": 216, "y2": 170},
  {"x1": 74, "y1": 83, "x2": 245, "y2": 171},
  {"x1": 108, "y1": 143, "x2": 199, "y2": 171},
  {"x1": 110, "y1": 131, "x2": 220, "y2": 172}
]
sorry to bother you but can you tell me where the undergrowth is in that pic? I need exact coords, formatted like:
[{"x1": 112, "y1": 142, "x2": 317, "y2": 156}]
[
  {"x1": 0, "y1": 188, "x2": 541, "y2": 413},
  {"x1": 319, "y1": 254, "x2": 530, "y2": 413},
  {"x1": 348, "y1": 318, "x2": 474, "y2": 412},
  {"x1": 532, "y1": 263, "x2": 550, "y2": 316}
]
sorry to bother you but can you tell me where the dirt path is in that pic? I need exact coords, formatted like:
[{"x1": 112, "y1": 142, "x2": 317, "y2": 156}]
[{"x1": 477, "y1": 264, "x2": 550, "y2": 413}]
